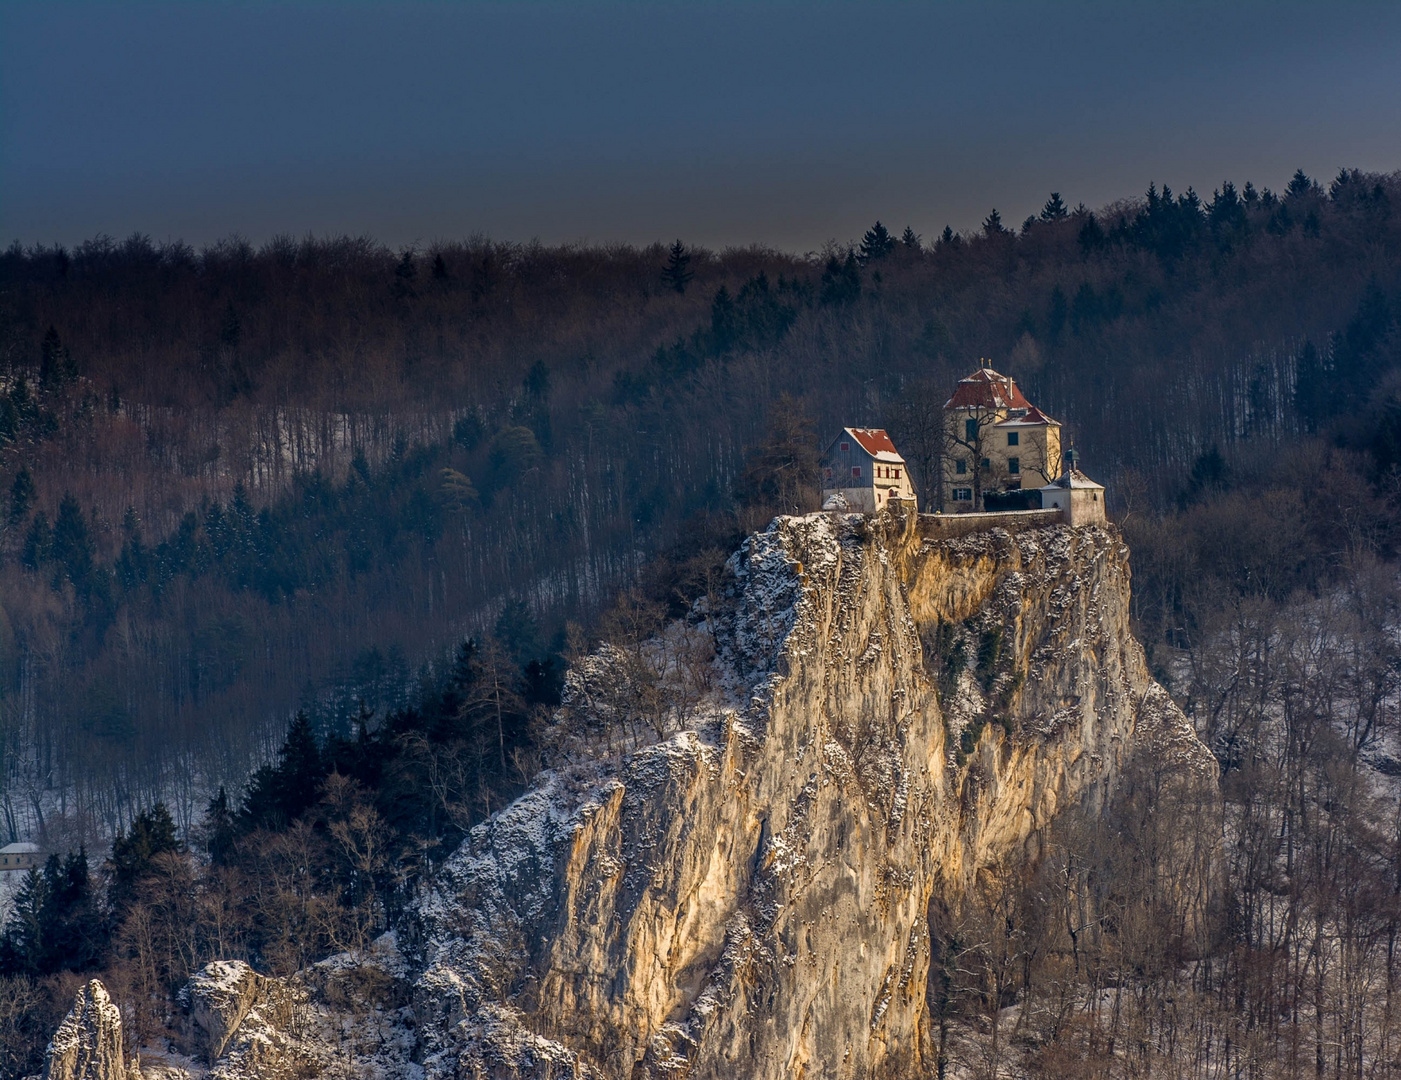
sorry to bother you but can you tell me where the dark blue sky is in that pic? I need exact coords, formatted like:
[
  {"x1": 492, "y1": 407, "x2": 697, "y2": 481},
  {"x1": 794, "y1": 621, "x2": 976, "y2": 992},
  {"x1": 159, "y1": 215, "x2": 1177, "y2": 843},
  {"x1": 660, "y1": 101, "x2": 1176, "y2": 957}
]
[{"x1": 4, "y1": 1, "x2": 1400, "y2": 253}]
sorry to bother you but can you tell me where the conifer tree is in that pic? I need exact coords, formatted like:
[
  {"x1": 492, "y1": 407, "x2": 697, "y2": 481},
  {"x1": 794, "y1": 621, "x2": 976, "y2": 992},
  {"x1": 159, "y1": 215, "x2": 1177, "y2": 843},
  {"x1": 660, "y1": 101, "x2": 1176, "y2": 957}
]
[
  {"x1": 241, "y1": 711, "x2": 324, "y2": 829},
  {"x1": 710, "y1": 286, "x2": 739, "y2": 352},
  {"x1": 819, "y1": 252, "x2": 861, "y2": 306},
  {"x1": 661, "y1": 240, "x2": 694, "y2": 295},
  {"x1": 21, "y1": 511, "x2": 51, "y2": 570},
  {"x1": 38, "y1": 326, "x2": 75, "y2": 392},
  {"x1": 0, "y1": 853, "x2": 104, "y2": 976},
  {"x1": 8, "y1": 467, "x2": 34, "y2": 525},
  {"x1": 1040, "y1": 192, "x2": 1070, "y2": 222},
  {"x1": 202, "y1": 787, "x2": 237, "y2": 864},
  {"x1": 392, "y1": 249, "x2": 417, "y2": 298},
  {"x1": 52, "y1": 493, "x2": 93, "y2": 593},
  {"x1": 108, "y1": 804, "x2": 183, "y2": 918},
  {"x1": 858, "y1": 221, "x2": 895, "y2": 264},
  {"x1": 900, "y1": 226, "x2": 921, "y2": 250},
  {"x1": 1286, "y1": 168, "x2": 1316, "y2": 200},
  {"x1": 0, "y1": 867, "x2": 46, "y2": 974},
  {"x1": 1077, "y1": 213, "x2": 1106, "y2": 254},
  {"x1": 982, "y1": 209, "x2": 1008, "y2": 236}
]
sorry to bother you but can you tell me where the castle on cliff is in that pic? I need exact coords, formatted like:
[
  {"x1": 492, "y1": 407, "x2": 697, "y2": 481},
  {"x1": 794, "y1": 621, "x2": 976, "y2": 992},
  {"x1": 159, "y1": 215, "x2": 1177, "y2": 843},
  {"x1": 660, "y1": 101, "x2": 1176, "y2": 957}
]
[{"x1": 820, "y1": 361, "x2": 1105, "y2": 525}]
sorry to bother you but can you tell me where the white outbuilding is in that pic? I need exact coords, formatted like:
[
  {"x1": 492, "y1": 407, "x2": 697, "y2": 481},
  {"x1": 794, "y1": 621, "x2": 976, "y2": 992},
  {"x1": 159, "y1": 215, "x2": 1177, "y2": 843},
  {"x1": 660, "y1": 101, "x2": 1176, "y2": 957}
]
[
  {"x1": 1039, "y1": 468, "x2": 1106, "y2": 526},
  {"x1": 0, "y1": 842, "x2": 41, "y2": 872}
]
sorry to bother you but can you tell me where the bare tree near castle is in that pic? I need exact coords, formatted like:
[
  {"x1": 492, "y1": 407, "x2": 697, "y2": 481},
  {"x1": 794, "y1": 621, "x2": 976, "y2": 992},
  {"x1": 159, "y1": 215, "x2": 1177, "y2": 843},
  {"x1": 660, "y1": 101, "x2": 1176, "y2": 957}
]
[
  {"x1": 944, "y1": 403, "x2": 1003, "y2": 510},
  {"x1": 889, "y1": 377, "x2": 946, "y2": 510}
]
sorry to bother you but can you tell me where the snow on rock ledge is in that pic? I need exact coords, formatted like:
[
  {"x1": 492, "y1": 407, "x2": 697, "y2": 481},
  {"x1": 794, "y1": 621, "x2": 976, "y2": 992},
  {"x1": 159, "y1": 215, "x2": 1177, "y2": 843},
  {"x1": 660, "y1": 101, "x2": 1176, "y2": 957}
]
[{"x1": 39, "y1": 980, "x2": 130, "y2": 1080}]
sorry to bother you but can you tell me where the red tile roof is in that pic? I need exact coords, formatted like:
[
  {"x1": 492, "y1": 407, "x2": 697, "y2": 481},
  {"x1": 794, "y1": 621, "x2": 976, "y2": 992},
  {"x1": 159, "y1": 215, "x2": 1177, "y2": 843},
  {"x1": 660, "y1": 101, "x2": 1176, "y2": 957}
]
[
  {"x1": 945, "y1": 367, "x2": 1033, "y2": 410},
  {"x1": 845, "y1": 427, "x2": 900, "y2": 458},
  {"x1": 997, "y1": 404, "x2": 1059, "y2": 426}
]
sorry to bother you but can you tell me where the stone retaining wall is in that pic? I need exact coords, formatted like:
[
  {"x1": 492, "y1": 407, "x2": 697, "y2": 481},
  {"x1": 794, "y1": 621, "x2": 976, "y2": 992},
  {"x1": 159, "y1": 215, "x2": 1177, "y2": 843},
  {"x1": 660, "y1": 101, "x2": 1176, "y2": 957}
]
[{"x1": 915, "y1": 508, "x2": 1066, "y2": 540}]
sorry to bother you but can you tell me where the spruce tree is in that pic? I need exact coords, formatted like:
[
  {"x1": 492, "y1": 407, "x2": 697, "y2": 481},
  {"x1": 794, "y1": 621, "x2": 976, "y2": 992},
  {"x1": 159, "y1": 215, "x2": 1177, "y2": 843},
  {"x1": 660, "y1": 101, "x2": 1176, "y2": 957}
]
[
  {"x1": 858, "y1": 221, "x2": 895, "y2": 264},
  {"x1": 202, "y1": 787, "x2": 237, "y2": 864},
  {"x1": 982, "y1": 209, "x2": 1008, "y2": 236},
  {"x1": 38, "y1": 326, "x2": 74, "y2": 392},
  {"x1": 242, "y1": 712, "x2": 324, "y2": 829},
  {"x1": 52, "y1": 493, "x2": 93, "y2": 593},
  {"x1": 661, "y1": 240, "x2": 693, "y2": 295},
  {"x1": 900, "y1": 226, "x2": 921, "y2": 250},
  {"x1": 1077, "y1": 213, "x2": 1106, "y2": 254},
  {"x1": 41, "y1": 851, "x2": 102, "y2": 972},
  {"x1": 710, "y1": 286, "x2": 739, "y2": 352},
  {"x1": 1040, "y1": 192, "x2": 1070, "y2": 222},
  {"x1": 1286, "y1": 168, "x2": 1315, "y2": 200},
  {"x1": 392, "y1": 249, "x2": 417, "y2": 298},
  {"x1": 8, "y1": 467, "x2": 34, "y2": 525},
  {"x1": 0, "y1": 866, "x2": 46, "y2": 974},
  {"x1": 21, "y1": 511, "x2": 52, "y2": 570},
  {"x1": 108, "y1": 804, "x2": 183, "y2": 918},
  {"x1": 819, "y1": 252, "x2": 861, "y2": 306}
]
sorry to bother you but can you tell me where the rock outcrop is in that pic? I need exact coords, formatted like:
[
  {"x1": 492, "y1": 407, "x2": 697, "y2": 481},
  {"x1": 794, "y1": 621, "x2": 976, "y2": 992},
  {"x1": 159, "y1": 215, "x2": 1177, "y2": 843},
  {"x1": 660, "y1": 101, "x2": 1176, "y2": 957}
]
[
  {"x1": 38, "y1": 514, "x2": 1215, "y2": 1080},
  {"x1": 40, "y1": 980, "x2": 129, "y2": 1080},
  {"x1": 406, "y1": 514, "x2": 1215, "y2": 1079},
  {"x1": 179, "y1": 962, "x2": 264, "y2": 1063}
]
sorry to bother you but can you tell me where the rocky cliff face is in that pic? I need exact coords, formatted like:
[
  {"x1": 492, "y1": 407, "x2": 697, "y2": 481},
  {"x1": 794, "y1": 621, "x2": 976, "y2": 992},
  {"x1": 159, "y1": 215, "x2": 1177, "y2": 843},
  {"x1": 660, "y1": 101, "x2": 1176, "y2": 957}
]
[
  {"x1": 406, "y1": 514, "x2": 1214, "y2": 1080},
  {"x1": 39, "y1": 980, "x2": 131, "y2": 1080},
  {"x1": 42, "y1": 513, "x2": 1214, "y2": 1080}
]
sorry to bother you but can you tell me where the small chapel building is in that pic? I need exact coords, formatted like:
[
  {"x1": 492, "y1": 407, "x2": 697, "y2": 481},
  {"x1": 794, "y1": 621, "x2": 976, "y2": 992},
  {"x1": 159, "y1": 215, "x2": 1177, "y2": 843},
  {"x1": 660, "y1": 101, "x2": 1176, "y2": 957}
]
[
  {"x1": 1038, "y1": 453, "x2": 1107, "y2": 526},
  {"x1": 943, "y1": 364, "x2": 1062, "y2": 510},
  {"x1": 820, "y1": 427, "x2": 917, "y2": 513}
]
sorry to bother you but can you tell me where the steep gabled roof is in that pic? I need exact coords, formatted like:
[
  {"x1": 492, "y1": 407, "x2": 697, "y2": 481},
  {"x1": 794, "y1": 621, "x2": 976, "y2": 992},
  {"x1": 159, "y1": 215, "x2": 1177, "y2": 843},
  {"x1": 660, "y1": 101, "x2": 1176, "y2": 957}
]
[
  {"x1": 945, "y1": 367, "x2": 1033, "y2": 411},
  {"x1": 846, "y1": 427, "x2": 906, "y2": 463},
  {"x1": 825, "y1": 427, "x2": 906, "y2": 464}
]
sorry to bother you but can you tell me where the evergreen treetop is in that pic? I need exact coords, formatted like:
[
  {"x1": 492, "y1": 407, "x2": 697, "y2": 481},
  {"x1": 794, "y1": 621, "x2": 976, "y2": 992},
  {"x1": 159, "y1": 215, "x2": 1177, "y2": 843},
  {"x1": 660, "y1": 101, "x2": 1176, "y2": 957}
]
[
  {"x1": 1040, "y1": 192, "x2": 1070, "y2": 222},
  {"x1": 858, "y1": 221, "x2": 896, "y2": 264},
  {"x1": 662, "y1": 239, "x2": 694, "y2": 295}
]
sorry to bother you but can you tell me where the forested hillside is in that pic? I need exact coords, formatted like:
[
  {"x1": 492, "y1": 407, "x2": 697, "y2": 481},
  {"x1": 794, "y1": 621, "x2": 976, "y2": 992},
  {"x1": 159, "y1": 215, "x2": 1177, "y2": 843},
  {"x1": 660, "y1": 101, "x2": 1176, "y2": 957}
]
[
  {"x1": 7, "y1": 167, "x2": 1401, "y2": 1077},
  {"x1": 1, "y1": 166, "x2": 1399, "y2": 851}
]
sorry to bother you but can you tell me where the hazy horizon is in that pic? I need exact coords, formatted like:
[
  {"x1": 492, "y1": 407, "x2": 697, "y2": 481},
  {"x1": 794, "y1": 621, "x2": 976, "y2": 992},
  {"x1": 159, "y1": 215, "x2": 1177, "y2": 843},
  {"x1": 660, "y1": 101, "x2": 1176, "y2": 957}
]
[{"x1": 4, "y1": 1, "x2": 1401, "y2": 253}]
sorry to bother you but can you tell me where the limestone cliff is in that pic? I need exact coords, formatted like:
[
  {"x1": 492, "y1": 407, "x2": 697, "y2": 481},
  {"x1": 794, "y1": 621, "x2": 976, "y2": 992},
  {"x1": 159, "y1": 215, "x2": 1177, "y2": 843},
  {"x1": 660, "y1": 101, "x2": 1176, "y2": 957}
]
[
  {"x1": 40, "y1": 513, "x2": 1214, "y2": 1080},
  {"x1": 407, "y1": 513, "x2": 1215, "y2": 1079},
  {"x1": 39, "y1": 980, "x2": 131, "y2": 1080}
]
